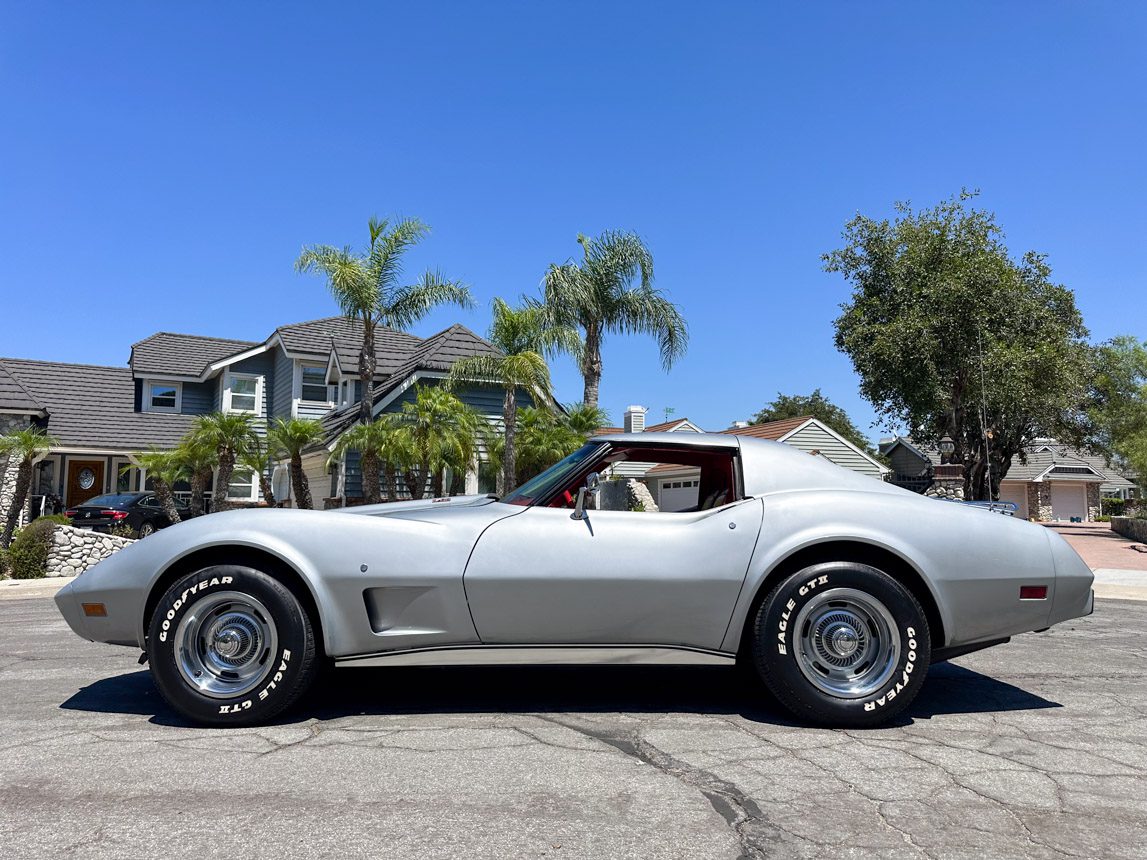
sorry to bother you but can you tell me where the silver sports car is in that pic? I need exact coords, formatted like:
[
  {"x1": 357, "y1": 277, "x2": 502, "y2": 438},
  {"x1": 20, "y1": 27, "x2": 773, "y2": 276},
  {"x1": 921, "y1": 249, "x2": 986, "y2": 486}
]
[{"x1": 55, "y1": 432, "x2": 1094, "y2": 727}]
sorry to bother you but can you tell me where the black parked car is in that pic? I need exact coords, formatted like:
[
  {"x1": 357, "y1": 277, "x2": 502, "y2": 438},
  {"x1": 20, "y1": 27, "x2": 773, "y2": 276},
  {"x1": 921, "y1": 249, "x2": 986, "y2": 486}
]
[{"x1": 65, "y1": 492, "x2": 191, "y2": 538}]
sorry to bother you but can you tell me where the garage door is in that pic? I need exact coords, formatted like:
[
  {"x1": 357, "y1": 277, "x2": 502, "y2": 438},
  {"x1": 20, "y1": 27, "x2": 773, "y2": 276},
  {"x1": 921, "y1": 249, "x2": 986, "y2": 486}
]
[
  {"x1": 998, "y1": 482, "x2": 1028, "y2": 519},
  {"x1": 1050, "y1": 482, "x2": 1087, "y2": 522},
  {"x1": 659, "y1": 478, "x2": 699, "y2": 512}
]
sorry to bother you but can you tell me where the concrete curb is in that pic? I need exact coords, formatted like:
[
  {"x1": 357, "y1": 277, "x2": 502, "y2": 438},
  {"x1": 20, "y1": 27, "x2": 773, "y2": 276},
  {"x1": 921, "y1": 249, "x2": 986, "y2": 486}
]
[
  {"x1": 1093, "y1": 569, "x2": 1147, "y2": 602},
  {"x1": 0, "y1": 576, "x2": 73, "y2": 600}
]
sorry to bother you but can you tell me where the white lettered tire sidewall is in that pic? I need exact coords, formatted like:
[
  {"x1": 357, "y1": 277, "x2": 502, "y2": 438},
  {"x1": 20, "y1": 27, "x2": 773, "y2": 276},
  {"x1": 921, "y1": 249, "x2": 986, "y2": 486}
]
[
  {"x1": 753, "y1": 562, "x2": 931, "y2": 727},
  {"x1": 147, "y1": 565, "x2": 316, "y2": 727}
]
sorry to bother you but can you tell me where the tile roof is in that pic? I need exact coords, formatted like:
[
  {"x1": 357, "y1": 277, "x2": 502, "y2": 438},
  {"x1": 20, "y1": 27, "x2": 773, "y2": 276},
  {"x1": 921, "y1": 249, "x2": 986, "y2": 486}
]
[
  {"x1": 0, "y1": 358, "x2": 195, "y2": 451},
  {"x1": 0, "y1": 362, "x2": 45, "y2": 413},
  {"x1": 319, "y1": 324, "x2": 501, "y2": 442},
  {"x1": 129, "y1": 332, "x2": 258, "y2": 379},
  {"x1": 644, "y1": 418, "x2": 693, "y2": 433},
  {"x1": 720, "y1": 416, "x2": 811, "y2": 440},
  {"x1": 276, "y1": 317, "x2": 423, "y2": 375}
]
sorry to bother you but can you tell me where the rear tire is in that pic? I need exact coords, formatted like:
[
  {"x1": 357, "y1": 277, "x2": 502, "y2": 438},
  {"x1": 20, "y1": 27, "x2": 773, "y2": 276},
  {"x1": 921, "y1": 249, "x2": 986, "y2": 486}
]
[
  {"x1": 137, "y1": 522, "x2": 156, "y2": 538},
  {"x1": 147, "y1": 565, "x2": 317, "y2": 727},
  {"x1": 751, "y1": 562, "x2": 930, "y2": 727}
]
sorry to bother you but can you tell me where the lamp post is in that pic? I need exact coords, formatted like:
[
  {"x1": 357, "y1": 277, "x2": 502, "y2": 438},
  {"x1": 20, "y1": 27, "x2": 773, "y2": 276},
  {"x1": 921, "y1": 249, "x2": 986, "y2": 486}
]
[{"x1": 938, "y1": 434, "x2": 955, "y2": 465}]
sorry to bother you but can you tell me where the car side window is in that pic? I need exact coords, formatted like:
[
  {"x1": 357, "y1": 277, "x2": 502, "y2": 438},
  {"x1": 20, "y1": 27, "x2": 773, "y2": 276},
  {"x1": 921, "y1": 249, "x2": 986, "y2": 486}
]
[
  {"x1": 550, "y1": 445, "x2": 740, "y2": 514},
  {"x1": 141, "y1": 496, "x2": 158, "y2": 508}
]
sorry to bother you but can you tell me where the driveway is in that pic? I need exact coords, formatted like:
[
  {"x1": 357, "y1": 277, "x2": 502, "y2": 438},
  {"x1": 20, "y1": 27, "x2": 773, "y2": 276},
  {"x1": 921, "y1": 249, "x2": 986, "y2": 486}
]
[
  {"x1": 1045, "y1": 522, "x2": 1147, "y2": 571},
  {"x1": 2, "y1": 594, "x2": 1145, "y2": 859}
]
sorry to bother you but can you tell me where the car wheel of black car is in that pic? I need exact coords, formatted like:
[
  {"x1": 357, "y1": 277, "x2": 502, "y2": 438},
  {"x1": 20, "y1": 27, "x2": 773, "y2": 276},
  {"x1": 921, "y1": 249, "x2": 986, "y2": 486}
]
[
  {"x1": 751, "y1": 562, "x2": 930, "y2": 728},
  {"x1": 147, "y1": 565, "x2": 317, "y2": 727},
  {"x1": 137, "y1": 522, "x2": 156, "y2": 538}
]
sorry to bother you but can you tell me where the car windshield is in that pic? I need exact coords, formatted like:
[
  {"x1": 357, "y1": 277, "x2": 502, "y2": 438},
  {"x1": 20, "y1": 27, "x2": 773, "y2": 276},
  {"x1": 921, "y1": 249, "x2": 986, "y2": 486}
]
[
  {"x1": 79, "y1": 494, "x2": 138, "y2": 508},
  {"x1": 501, "y1": 443, "x2": 605, "y2": 506}
]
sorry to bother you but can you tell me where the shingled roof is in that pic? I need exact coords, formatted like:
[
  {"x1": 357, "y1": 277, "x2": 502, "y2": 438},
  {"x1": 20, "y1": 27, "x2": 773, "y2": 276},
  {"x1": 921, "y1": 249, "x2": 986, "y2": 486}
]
[
  {"x1": 319, "y1": 324, "x2": 501, "y2": 442},
  {"x1": 0, "y1": 362, "x2": 45, "y2": 414},
  {"x1": 720, "y1": 415, "x2": 812, "y2": 440},
  {"x1": 129, "y1": 332, "x2": 258, "y2": 379},
  {"x1": 0, "y1": 358, "x2": 195, "y2": 450},
  {"x1": 277, "y1": 317, "x2": 423, "y2": 376}
]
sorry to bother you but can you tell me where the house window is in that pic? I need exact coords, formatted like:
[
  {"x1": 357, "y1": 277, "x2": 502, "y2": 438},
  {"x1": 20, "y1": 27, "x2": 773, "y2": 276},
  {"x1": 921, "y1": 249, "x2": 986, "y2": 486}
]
[
  {"x1": 227, "y1": 468, "x2": 257, "y2": 502},
  {"x1": 225, "y1": 374, "x2": 261, "y2": 414},
  {"x1": 148, "y1": 382, "x2": 181, "y2": 413},
  {"x1": 300, "y1": 364, "x2": 333, "y2": 403}
]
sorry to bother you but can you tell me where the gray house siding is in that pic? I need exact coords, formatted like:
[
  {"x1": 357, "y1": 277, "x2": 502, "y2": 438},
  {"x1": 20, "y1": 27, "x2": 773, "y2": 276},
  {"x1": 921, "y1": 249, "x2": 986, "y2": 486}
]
[
  {"x1": 271, "y1": 347, "x2": 293, "y2": 420},
  {"x1": 785, "y1": 423, "x2": 885, "y2": 478},
  {"x1": 180, "y1": 381, "x2": 215, "y2": 415}
]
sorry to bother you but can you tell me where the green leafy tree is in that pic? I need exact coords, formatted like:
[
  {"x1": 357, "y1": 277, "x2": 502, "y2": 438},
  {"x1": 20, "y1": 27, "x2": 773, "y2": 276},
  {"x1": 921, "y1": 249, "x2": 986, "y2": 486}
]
[
  {"x1": 188, "y1": 413, "x2": 257, "y2": 512},
  {"x1": 392, "y1": 386, "x2": 480, "y2": 499},
  {"x1": 296, "y1": 217, "x2": 473, "y2": 426},
  {"x1": 447, "y1": 298, "x2": 580, "y2": 492},
  {"x1": 239, "y1": 435, "x2": 278, "y2": 508},
  {"x1": 331, "y1": 416, "x2": 408, "y2": 505},
  {"x1": 562, "y1": 402, "x2": 611, "y2": 438},
  {"x1": 0, "y1": 427, "x2": 58, "y2": 549},
  {"x1": 750, "y1": 390, "x2": 875, "y2": 455},
  {"x1": 543, "y1": 230, "x2": 687, "y2": 409},
  {"x1": 129, "y1": 448, "x2": 185, "y2": 525},
  {"x1": 515, "y1": 407, "x2": 582, "y2": 482},
  {"x1": 825, "y1": 192, "x2": 1090, "y2": 500},
  {"x1": 1082, "y1": 336, "x2": 1147, "y2": 490},
  {"x1": 174, "y1": 437, "x2": 217, "y2": 517},
  {"x1": 268, "y1": 418, "x2": 326, "y2": 509}
]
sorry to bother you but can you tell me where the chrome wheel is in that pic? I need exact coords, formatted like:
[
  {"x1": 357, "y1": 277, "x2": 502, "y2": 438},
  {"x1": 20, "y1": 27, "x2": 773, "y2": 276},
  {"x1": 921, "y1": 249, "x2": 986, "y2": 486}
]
[
  {"x1": 792, "y1": 587, "x2": 900, "y2": 699},
  {"x1": 173, "y1": 591, "x2": 278, "y2": 699}
]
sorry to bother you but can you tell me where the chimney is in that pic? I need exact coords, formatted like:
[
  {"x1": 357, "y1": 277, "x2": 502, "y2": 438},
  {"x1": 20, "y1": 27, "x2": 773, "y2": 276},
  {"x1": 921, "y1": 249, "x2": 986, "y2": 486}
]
[
  {"x1": 624, "y1": 405, "x2": 647, "y2": 434},
  {"x1": 729, "y1": 421, "x2": 750, "y2": 430}
]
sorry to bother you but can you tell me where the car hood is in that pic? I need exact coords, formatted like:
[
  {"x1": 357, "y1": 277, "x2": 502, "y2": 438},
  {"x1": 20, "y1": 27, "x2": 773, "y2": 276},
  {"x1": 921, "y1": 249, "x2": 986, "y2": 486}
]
[{"x1": 326, "y1": 493, "x2": 501, "y2": 520}]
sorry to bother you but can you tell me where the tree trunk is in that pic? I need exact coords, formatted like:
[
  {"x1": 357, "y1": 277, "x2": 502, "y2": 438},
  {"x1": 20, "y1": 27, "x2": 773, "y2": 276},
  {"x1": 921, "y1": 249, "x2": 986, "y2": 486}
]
[
  {"x1": 502, "y1": 386, "x2": 518, "y2": 493},
  {"x1": 291, "y1": 452, "x2": 312, "y2": 509},
  {"x1": 581, "y1": 322, "x2": 603, "y2": 409},
  {"x1": 432, "y1": 469, "x2": 444, "y2": 498},
  {"x1": 0, "y1": 459, "x2": 32, "y2": 549},
  {"x1": 358, "y1": 317, "x2": 376, "y2": 427},
  {"x1": 213, "y1": 450, "x2": 236, "y2": 512},
  {"x1": 361, "y1": 449, "x2": 381, "y2": 505},
  {"x1": 383, "y1": 463, "x2": 397, "y2": 502},
  {"x1": 258, "y1": 471, "x2": 276, "y2": 508},
  {"x1": 406, "y1": 467, "x2": 426, "y2": 500},
  {"x1": 152, "y1": 476, "x2": 183, "y2": 526},
  {"x1": 188, "y1": 470, "x2": 207, "y2": 518}
]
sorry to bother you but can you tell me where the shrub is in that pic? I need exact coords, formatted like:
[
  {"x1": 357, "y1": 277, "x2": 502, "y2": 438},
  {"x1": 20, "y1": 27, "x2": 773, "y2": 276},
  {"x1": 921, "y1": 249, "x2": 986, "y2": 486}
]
[
  {"x1": 7, "y1": 517, "x2": 60, "y2": 579},
  {"x1": 1095, "y1": 515, "x2": 1111, "y2": 522},
  {"x1": 1101, "y1": 497, "x2": 1126, "y2": 517}
]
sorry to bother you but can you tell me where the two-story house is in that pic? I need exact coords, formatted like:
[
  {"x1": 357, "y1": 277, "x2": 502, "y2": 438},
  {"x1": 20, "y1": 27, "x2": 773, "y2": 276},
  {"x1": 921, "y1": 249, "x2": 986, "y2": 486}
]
[{"x1": 0, "y1": 317, "x2": 517, "y2": 518}]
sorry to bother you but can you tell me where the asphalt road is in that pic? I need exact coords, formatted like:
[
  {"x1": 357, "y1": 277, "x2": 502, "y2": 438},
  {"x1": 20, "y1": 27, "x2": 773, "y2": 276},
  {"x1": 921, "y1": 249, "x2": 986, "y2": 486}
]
[{"x1": 1, "y1": 597, "x2": 1145, "y2": 860}]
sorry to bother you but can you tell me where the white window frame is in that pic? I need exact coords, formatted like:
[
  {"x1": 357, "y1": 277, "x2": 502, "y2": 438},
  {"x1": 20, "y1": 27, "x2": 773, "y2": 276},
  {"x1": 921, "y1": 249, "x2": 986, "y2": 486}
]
[
  {"x1": 223, "y1": 373, "x2": 263, "y2": 415},
  {"x1": 296, "y1": 362, "x2": 335, "y2": 406},
  {"x1": 145, "y1": 380, "x2": 183, "y2": 413},
  {"x1": 224, "y1": 467, "x2": 259, "y2": 503}
]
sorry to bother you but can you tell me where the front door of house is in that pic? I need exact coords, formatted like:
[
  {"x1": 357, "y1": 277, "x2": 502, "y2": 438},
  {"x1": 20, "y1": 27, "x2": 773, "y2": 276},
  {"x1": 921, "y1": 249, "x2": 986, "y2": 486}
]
[{"x1": 66, "y1": 460, "x2": 105, "y2": 506}]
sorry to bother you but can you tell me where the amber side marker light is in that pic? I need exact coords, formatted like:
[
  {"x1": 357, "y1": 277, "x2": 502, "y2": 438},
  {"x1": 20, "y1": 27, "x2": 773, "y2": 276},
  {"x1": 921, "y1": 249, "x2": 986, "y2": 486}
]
[
  {"x1": 81, "y1": 603, "x2": 107, "y2": 617},
  {"x1": 1019, "y1": 586, "x2": 1048, "y2": 600}
]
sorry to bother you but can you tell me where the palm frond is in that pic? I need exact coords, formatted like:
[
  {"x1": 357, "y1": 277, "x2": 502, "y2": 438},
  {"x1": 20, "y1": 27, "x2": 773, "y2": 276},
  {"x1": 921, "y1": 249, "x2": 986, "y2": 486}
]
[
  {"x1": 385, "y1": 270, "x2": 473, "y2": 329},
  {"x1": 370, "y1": 217, "x2": 430, "y2": 298}
]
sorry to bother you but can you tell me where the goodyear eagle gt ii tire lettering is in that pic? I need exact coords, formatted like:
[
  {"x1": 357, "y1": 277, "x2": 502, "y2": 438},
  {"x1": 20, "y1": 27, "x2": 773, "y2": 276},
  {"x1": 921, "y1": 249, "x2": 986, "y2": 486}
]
[
  {"x1": 752, "y1": 562, "x2": 931, "y2": 727},
  {"x1": 147, "y1": 565, "x2": 317, "y2": 727}
]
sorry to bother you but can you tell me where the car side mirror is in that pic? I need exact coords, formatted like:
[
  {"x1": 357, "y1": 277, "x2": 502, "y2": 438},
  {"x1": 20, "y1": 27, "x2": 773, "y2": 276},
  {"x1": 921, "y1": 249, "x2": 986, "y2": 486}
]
[{"x1": 570, "y1": 472, "x2": 600, "y2": 520}]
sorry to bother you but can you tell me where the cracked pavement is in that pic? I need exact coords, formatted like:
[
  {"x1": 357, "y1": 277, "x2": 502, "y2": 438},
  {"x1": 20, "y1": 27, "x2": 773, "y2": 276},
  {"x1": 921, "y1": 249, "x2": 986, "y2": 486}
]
[{"x1": 1, "y1": 597, "x2": 1144, "y2": 859}]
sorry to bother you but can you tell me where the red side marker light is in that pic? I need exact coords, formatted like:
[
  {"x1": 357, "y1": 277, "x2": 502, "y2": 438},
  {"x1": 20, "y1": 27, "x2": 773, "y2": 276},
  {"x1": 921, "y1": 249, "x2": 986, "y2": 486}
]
[
  {"x1": 81, "y1": 603, "x2": 107, "y2": 617},
  {"x1": 1020, "y1": 586, "x2": 1048, "y2": 600}
]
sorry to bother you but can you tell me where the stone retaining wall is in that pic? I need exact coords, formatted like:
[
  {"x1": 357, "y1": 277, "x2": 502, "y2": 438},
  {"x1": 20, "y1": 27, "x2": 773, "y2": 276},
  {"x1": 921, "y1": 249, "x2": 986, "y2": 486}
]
[
  {"x1": 1112, "y1": 517, "x2": 1147, "y2": 544},
  {"x1": 45, "y1": 524, "x2": 135, "y2": 577}
]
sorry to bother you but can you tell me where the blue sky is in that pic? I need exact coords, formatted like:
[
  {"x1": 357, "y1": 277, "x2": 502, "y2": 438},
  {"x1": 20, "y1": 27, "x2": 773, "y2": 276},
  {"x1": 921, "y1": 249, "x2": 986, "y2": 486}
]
[{"x1": 2, "y1": 3, "x2": 1144, "y2": 442}]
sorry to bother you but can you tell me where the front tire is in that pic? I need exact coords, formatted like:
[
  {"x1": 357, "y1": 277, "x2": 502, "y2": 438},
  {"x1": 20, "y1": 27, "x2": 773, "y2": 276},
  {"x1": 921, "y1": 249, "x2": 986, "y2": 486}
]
[
  {"x1": 751, "y1": 562, "x2": 930, "y2": 727},
  {"x1": 147, "y1": 565, "x2": 317, "y2": 727}
]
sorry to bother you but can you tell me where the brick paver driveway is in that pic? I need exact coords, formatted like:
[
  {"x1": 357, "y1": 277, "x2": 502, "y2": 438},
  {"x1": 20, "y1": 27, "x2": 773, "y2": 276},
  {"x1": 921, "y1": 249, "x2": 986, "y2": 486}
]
[{"x1": 1045, "y1": 522, "x2": 1147, "y2": 571}]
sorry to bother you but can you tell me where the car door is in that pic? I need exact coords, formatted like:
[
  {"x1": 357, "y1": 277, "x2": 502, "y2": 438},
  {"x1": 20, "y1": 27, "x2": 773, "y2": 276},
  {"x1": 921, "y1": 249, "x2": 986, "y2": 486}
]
[{"x1": 463, "y1": 498, "x2": 764, "y2": 651}]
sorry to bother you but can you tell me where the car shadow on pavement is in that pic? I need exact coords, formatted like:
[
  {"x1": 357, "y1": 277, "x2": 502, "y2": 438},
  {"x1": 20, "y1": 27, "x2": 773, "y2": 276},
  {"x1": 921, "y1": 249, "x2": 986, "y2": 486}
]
[{"x1": 59, "y1": 659, "x2": 1060, "y2": 729}]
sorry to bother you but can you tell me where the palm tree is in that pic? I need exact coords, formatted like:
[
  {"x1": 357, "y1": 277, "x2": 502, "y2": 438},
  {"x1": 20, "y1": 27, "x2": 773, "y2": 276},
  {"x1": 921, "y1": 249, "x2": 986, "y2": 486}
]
[
  {"x1": 129, "y1": 448, "x2": 184, "y2": 526},
  {"x1": 0, "y1": 427, "x2": 58, "y2": 549},
  {"x1": 447, "y1": 298, "x2": 580, "y2": 492},
  {"x1": 188, "y1": 413, "x2": 257, "y2": 512},
  {"x1": 239, "y1": 435, "x2": 278, "y2": 508},
  {"x1": 562, "y1": 402, "x2": 611, "y2": 438},
  {"x1": 296, "y1": 217, "x2": 473, "y2": 426},
  {"x1": 330, "y1": 417, "x2": 405, "y2": 505},
  {"x1": 543, "y1": 230, "x2": 688, "y2": 409},
  {"x1": 393, "y1": 386, "x2": 479, "y2": 499},
  {"x1": 515, "y1": 407, "x2": 581, "y2": 483},
  {"x1": 174, "y1": 438, "x2": 216, "y2": 517},
  {"x1": 267, "y1": 418, "x2": 326, "y2": 509}
]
